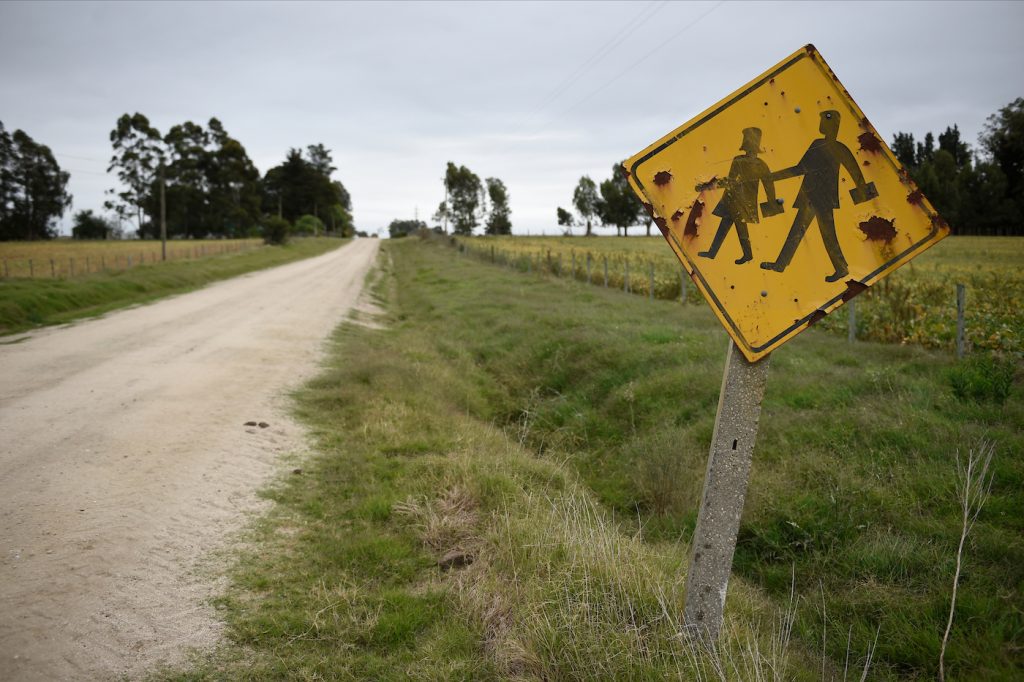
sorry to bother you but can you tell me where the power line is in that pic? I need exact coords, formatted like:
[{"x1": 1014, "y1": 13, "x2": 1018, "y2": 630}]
[
  {"x1": 556, "y1": 1, "x2": 725, "y2": 120},
  {"x1": 526, "y1": 1, "x2": 668, "y2": 119}
]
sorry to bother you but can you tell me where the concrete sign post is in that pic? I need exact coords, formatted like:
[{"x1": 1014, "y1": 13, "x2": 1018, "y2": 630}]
[
  {"x1": 620, "y1": 44, "x2": 950, "y2": 640},
  {"x1": 684, "y1": 340, "x2": 769, "y2": 639}
]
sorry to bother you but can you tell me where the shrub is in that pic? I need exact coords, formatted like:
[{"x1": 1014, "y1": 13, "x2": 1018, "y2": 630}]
[
  {"x1": 262, "y1": 215, "x2": 291, "y2": 245},
  {"x1": 294, "y1": 214, "x2": 325, "y2": 236},
  {"x1": 948, "y1": 354, "x2": 1016, "y2": 404}
]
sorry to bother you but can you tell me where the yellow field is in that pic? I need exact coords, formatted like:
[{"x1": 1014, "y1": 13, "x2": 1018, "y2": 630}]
[
  {"x1": 460, "y1": 235, "x2": 1024, "y2": 354},
  {"x1": 0, "y1": 239, "x2": 263, "y2": 279}
]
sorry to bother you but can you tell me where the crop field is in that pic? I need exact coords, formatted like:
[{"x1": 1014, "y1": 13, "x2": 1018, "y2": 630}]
[
  {"x1": 0, "y1": 238, "x2": 263, "y2": 279},
  {"x1": 459, "y1": 235, "x2": 1024, "y2": 354}
]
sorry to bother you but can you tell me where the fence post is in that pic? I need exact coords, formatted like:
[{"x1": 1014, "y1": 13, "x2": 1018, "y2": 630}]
[
  {"x1": 572, "y1": 251, "x2": 576, "y2": 279},
  {"x1": 101, "y1": 255, "x2": 106, "y2": 271},
  {"x1": 956, "y1": 283, "x2": 966, "y2": 359},
  {"x1": 29, "y1": 259, "x2": 34, "y2": 278},
  {"x1": 649, "y1": 263, "x2": 655, "y2": 300},
  {"x1": 491, "y1": 245, "x2": 495, "y2": 263},
  {"x1": 586, "y1": 253, "x2": 592, "y2": 284},
  {"x1": 50, "y1": 259, "x2": 56, "y2": 278},
  {"x1": 547, "y1": 249, "x2": 551, "y2": 272},
  {"x1": 70, "y1": 258, "x2": 75, "y2": 278},
  {"x1": 86, "y1": 256, "x2": 90, "y2": 274},
  {"x1": 847, "y1": 299, "x2": 856, "y2": 343},
  {"x1": 557, "y1": 254, "x2": 562, "y2": 276},
  {"x1": 624, "y1": 261, "x2": 630, "y2": 293},
  {"x1": 603, "y1": 257, "x2": 608, "y2": 287},
  {"x1": 128, "y1": 255, "x2": 133, "y2": 268}
]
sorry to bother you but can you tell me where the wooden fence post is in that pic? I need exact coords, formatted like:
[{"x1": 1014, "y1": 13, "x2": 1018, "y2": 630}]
[
  {"x1": 50, "y1": 259, "x2": 56, "y2": 278},
  {"x1": 29, "y1": 259, "x2": 34, "y2": 278},
  {"x1": 956, "y1": 283, "x2": 967, "y2": 359},
  {"x1": 586, "y1": 253, "x2": 592, "y2": 284},
  {"x1": 624, "y1": 261, "x2": 630, "y2": 293},
  {"x1": 603, "y1": 257, "x2": 608, "y2": 287}
]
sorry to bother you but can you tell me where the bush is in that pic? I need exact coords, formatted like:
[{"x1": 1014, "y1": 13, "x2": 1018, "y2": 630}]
[
  {"x1": 294, "y1": 214, "x2": 325, "y2": 236},
  {"x1": 948, "y1": 354, "x2": 1016, "y2": 404},
  {"x1": 262, "y1": 215, "x2": 291, "y2": 245}
]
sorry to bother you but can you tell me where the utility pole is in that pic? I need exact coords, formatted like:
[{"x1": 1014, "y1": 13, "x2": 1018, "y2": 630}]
[
  {"x1": 443, "y1": 180, "x2": 449, "y2": 235},
  {"x1": 159, "y1": 163, "x2": 167, "y2": 261}
]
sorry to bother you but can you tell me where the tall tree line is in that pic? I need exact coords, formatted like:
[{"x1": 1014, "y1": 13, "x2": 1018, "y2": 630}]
[
  {"x1": 891, "y1": 97, "x2": 1023, "y2": 235},
  {"x1": 105, "y1": 112, "x2": 353, "y2": 239},
  {"x1": 0, "y1": 121, "x2": 71, "y2": 240}
]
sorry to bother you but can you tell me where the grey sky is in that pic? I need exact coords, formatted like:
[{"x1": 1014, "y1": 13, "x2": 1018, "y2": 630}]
[{"x1": 1, "y1": 1, "x2": 1022, "y2": 236}]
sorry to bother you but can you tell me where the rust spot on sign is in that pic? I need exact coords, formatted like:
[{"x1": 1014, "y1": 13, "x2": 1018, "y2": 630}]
[
  {"x1": 858, "y1": 131, "x2": 882, "y2": 153},
  {"x1": 683, "y1": 199, "x2": 704, "y2": 238},
  {"x1": 906, "y1": 189, "x2": 924, "y2": 205},
  {"x1": 858, "y1": 216, "x2": 897, "y2": 242},
  {"x1": 671, "y1": 209, "x2": 684, "y2": 222},
  {"x1": 807, "y1": 309, "x2": 827, "y2": 326},
  {"x1": 932, "y1": 214, "x2": 950, "y2": 232},
  {"x1": 694, "y1": 176, "x2": 718, "y2": 192},
  {"x1": 653, "y1": 170, "x2": 672, "y2": 186},
  {"x1": 862, "y1": 160, "x2": 871, "y2": 166},
  {"x1": 841, "y1": 279, "x2": 868, "y2": 302}
]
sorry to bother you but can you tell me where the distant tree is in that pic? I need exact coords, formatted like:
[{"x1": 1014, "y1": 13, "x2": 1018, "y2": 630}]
[
  {"x1": 980, "y1": 97, "x2": 1024, "y2": 227},
  {"x1": 596, "y1": 163, "x2": 643, "y2": 237},
  {"x1": 105, "y1": 113, "x2": 164, "y2": 236},
  {"x1": 572, "y1": 176, "x2": 599, "y2": 236},
  {"x1": 484, "y1": 177, "x2": 512, "y2": 235},
  {"x1": 891, "y1": 132, "x2": 916, "y2": 169},
  {"x1": 388, "y1": 218, "x2": 426, "y2": 238},
  {"x1": 444, "y1": 162, "x2": 483, "y2": 235},
  {"x1": 294, "y1": 214, "x2": 325, "y2": 236},
  {"x1": 206, "y1": 118, "x2": 262, "y2": 237},
  {"x1": 432, "y1": 201, "x2": 449, "y2": 233},
  {"x1": 938, "y1": 125, "x2": 972, "y2": 170},
  {"x1": 71, "y1": 209, "x2": 114, "y2": 239},
  {"x1": 262, "y1": 215, "x2": 291, "y2": 245},
  {"x1": 556, "y1": 206, "x2": 575, "y2": 235},
  {"x1": 0, "y1": 122, "x2": 71, "y2": 240},
  {"x1": 915, "y1": 131, "x2": 935, "y2": 166},
  {"x1": 262, "y1": 145, "x2": 349, "y2": 225}
]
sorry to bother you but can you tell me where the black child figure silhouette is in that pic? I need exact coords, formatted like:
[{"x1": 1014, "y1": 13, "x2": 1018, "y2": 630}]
[
  {"x1": 698, "y1": 127, "x2": 780, "y2": 265},
  {"x1": 760, "y1": 110, "x2": 877, "y2": 282}
]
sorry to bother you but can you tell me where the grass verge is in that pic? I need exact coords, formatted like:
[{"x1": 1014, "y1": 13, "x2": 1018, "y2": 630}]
[
  {"x1": 160, "y1": 236, "x2": 1021, "y2": 680},
  {"x1": 0, "y1": 238, "x2": 345, "y2": 335}
]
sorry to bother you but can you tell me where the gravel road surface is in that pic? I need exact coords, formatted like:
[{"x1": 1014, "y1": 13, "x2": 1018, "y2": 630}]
[{"x1": 0, "y1": 238, "x2": 379, "y2": 680}]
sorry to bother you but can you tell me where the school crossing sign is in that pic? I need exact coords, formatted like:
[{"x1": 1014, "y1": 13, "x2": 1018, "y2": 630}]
[{"x1": 624, "y1": 45, "x2": 949, "y2": 362}]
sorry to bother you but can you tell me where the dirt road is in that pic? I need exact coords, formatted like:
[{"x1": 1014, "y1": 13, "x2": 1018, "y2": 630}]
[{"x1": 0, "y1": 238, "x2": 379, "y2": 680}]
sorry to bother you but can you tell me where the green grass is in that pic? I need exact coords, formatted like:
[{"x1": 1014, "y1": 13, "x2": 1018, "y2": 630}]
[
  {"x1": 161, "y1": 236, "x2": 1022, "y2": 680},
  {"x1": 0, "y1": 238, "x2": 345, "y2": 335}
]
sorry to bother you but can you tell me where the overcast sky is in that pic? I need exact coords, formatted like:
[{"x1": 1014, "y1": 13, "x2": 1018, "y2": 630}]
[{"x1": 1, "y1": 0, "x2": 1022, "y2": 237}]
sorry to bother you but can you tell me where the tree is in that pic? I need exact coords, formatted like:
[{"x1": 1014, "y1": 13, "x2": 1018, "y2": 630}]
[
  {"x1": 572, "y1": 176, "x2": 599, "y2": 236},
  {"x1": 262, "y1": 215, "x2": 290, "y2": 245},
  {"x1": 596, "y1": 163, "x2": 643, "y2": 237},
  {"x1": 891, "y1": 132, "x2": 916, "y2": 169},
  {"x1": 0, "y1": 122, "x2": 72, "y2": 240},
  {"x1": 262, "y1": 145, "x2": 349, "y2": 225},
  {"x1": 105, "y1": 113, "x2": 164, "y2": 236},
  {"x1": 388, "y1": 218, "x2": 426, "y2": 238},
  {"x1": 980, "y1": 97, "x2": 1024, "y2": 226},
  {"x1": 938, "y1": 125, "x2": 971, "y2": 170},
  {"x1": 443, "y1": 162, "x2": 483, "y2": 235},
  {"x1": 71, "y1": 209, "x2": 114, "y2": 239},
  {"x1": 484, "y1": 177, "x2": 512, "y2": 235},
  {"x1": 556, "y1": 206, "x2": 575, "y2": 235}
]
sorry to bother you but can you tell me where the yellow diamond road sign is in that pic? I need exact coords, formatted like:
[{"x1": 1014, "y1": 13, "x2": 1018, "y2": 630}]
[{"x1": 625, "y1": 45, "x2": 949, "y2": 362}]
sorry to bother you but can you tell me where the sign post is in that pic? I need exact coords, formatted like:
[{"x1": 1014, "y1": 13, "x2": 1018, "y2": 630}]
[{"x1": 622, "y1": 44, "x2": 949, "y2": 639}]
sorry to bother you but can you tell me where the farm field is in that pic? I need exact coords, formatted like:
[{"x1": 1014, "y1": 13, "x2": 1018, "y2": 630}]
[
  {"x1": 459, "y1": 235, "x2": 1024, "y2": 355},
  {"x1": 0, "y1": 238, "x2": 263, "y2": 279},
  {"x1": 0, "y1": 237, "x2": 346, "y2": 335},
  {"x1": 162, "y1": 237, "x2": 1022, "y2": 680}
]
